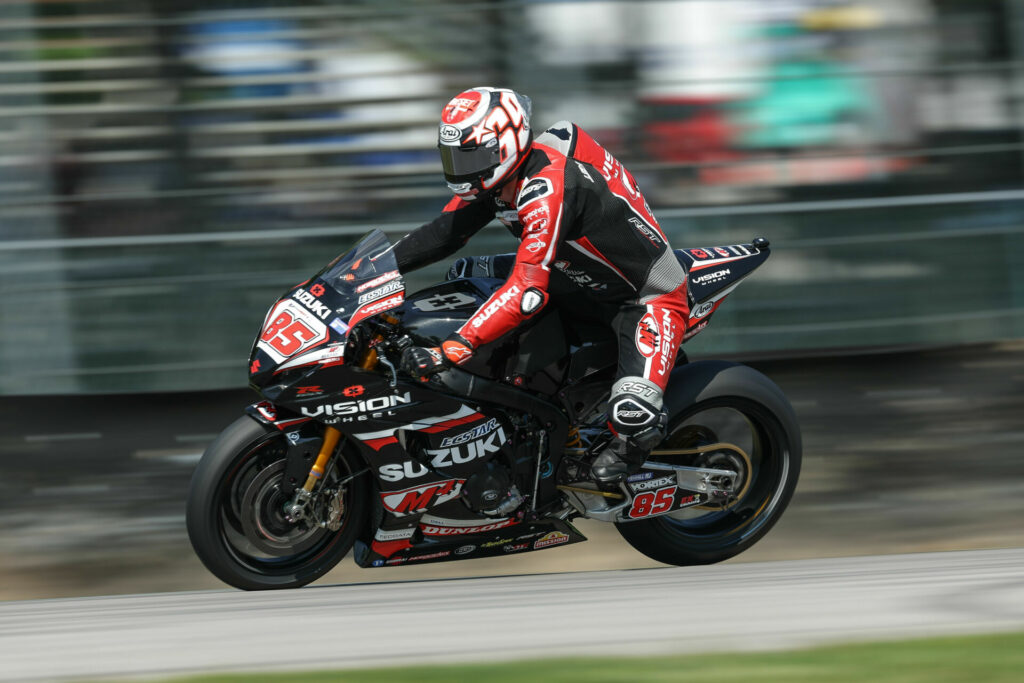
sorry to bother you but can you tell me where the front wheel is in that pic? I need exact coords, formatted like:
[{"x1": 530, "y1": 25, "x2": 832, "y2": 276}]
[
  {"x1": 186, "y1": 416, "x2": 369, "y2": 590},
  {"x1": 615, "y1": 363, "x2": 801, "y2": 566}
]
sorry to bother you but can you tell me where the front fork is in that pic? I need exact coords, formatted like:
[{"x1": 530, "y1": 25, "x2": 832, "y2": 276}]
[{"x1": 283, "y1": 426, "x2": 342, "y2": 523}]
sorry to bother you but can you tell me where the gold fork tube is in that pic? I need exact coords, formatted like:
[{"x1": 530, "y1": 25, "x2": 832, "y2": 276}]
[{"x1": 302, "y1": 426, "x2": 342, "y2": 492}]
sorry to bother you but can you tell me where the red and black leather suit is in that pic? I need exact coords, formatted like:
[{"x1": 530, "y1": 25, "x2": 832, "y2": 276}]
[{"x1": 395, "y1": 121, "x2": 690, "y2": 396}]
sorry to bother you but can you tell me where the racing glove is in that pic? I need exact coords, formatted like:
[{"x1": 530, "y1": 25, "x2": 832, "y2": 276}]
[{"x1": 400, "y1": 334, "x2": 474, "y2": 381}]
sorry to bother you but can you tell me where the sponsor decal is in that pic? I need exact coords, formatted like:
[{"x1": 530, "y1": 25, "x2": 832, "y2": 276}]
[
  {"x1": 714, "y1": 247, "x2": 731, "y2": 257},
  {"x1": 656, "y1": 308, "x2": 676, "y2": 377},
  {"x1": 296, "y1": 385, "x2": 322, "y2": 395},
  {"x1": 385, "y1": 556, "x2": 408, "y2": 565},
  {"x1": 258, "y1": 299, "x2": 329, "y2": 362},
  {"x1": 575, "y1": 160, "x2": 594, "y2": 182},
  {"x1": 455, "y1": 544, "x2": 476, "y2": 555},
  {"x1": 684, "y1": 319, "x2": 709, "y2": 341},
  {"x1": 517, "y1": 177, "x2": 553, "y2": 207},
  {"x1": 480, "y1": 537, "x2": 515, "y2": 548},
  {"x1": 533, "y1": 531, "x2": 570, "y2": 549},
  {"x1": 689, "y1": 248, "x2": 711, "y2": 260},
  {"x1": 553, "y1": 260, "x2": 607, "y2": 292},
  {"x1": 342, "y1": 384, "x2": 364, "y2": 398},
  {"x1": 329, "y1": 317, "x2": 350, "y2": 336},
  {"x1": 301, "y1": 392, "x2": 412, "y2": 419},
  {"x1": 635, "y1": 313, "x2": 660, "y2": 358},
  {"x1": 254, "y1": 401, "x2": 277, "y2": 422},
  {"x1": 381, "y1": 479, "x2": 464, "y2": 515},
  {"x1": 503, "y1": 543, "x2": 529, "y2": 553},
  {"x1": 442, "y1": 91, "x2": 483, "y2": 124},
  {"x1": 292, "y1": 287, "x2": 332, "y2": 320},
  {"x1": 524, "y1": 239, "x2": 546, "y2": 254},
  {"x1": 439, "y1": 124, "x2": 462, "y2": 142},
  {"x1": 440, "y1": 418, "x2": 499, "y2": 448},
  {"x1": 421, "y1": 519, "x2": 515, "y2": 536},
  {"x1": 691, "y1": 269, "x2": 731, "y2": 286},
  {"x1": 520, "y1": 288, "x2": 544, "y2": 315},
  {"x1": 629, "y1": 475, "x2": 676, "y2": 492},
  {"x1": 378, "y1": 461, "x2": 430, "y2": 482},
  {"x1": 357, "y1": 279, "x2": 403, "y2": 305},
  {"x1": 628, "y1": 217, "x2": 663, "y2": 247},
  {"x1": 310, "y1": 284, "x2": 326, "y2": 297},
  {"x1": 617, "y1": 380, "x2": 660, "y2": 401},
  {"x1": 471, "y1": 286, "x2": 520, "y2": 329},
  {"x1": 408, "y1": 550, "x2": 451, "y2": 562},
  {"x1": 351, "y1": 293, "x2": 404, "y2": 322},
  {"x1": 691, "y1": 301, "x2": 714, "y2": 319},
  {"x1": 374, "y1": 527, "x2": 416, "y2": 542},
  {"x1": 414, "y1": 292, "x2": 478, "y2": 312},
  {"x1": 372, "y1": 559, "x2": 385, "y2": 567},
  {"x1": 626, "y1": 471, "x2": 655, "y2": 483},
  {"x1": 250, "y1": 359, "x2": 261, "y2": 374},
  {"x1": 627, "y1": 485, "x2": 678, "y2": 519},
  {"x1": 420, "y1": 425, "x2": 507, "y2": 469},
  {"x1": 612, "y1": 397, "x2": 656, "y2": 428},
  {"x1": 355, "y1": 270, "x2": 401, "y2": 293}
]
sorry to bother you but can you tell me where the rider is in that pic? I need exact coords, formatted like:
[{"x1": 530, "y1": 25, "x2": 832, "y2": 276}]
[{"x1": 394, "y1": 86, "x2": 690, "y2": 482}]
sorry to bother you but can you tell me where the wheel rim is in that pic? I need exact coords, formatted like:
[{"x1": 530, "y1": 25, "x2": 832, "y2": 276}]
[
  {"x1": 214, "y1": 432, "x2": 351, "y2": 575},
  {"x1": 652, "y1": 398, "x2": 791, "y2": 546}
]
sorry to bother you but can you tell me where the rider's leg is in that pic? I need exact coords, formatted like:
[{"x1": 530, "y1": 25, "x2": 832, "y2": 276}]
[{"x1": 592, "y1": 287, "x2": 689, "y2": 482}]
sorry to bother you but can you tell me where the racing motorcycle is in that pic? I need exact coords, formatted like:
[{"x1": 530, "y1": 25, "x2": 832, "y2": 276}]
[{"x1": 186, "y1": 230, "x2": 801, "y2": 590}]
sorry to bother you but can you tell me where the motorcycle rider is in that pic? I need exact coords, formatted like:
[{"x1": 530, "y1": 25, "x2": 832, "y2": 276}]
[{"x1": 394, "y1": 87, "x2": 690, "y2": 483}]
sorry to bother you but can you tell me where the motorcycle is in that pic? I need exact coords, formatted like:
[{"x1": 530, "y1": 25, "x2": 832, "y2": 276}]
[{"x1": 186, "y1": 230, "x2": 801, "y2": 590}]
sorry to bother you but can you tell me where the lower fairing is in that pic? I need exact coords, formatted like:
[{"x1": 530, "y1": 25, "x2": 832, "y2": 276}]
[{"x1": 353, "y1": 518, "x2": 587, "y2": 567}]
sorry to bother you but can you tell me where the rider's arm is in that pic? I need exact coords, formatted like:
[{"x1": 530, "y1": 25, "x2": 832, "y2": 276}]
[
  {"x1": 450, "y1": 169, "x2": 568, "y2": 355},
  {"x1": 393, "y1": 196, "x2": 494, "y2": 273}
]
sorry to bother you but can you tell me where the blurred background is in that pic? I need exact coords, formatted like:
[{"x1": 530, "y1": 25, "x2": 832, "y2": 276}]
[
  {"x1": 1, "y1": 0, "x2": 1023, "y2": 599},
  {"x1": 3, "y1": 0, "x2": 1024, "y2": 394}
]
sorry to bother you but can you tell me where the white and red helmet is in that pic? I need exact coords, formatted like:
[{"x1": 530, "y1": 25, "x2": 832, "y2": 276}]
[{"x1": 438, "y1": 87, "x2": 533, "y2": 201}]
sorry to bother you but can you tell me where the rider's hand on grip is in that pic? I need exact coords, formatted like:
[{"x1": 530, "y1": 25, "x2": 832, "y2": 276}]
[{"x1": 400, "y1": 346, "x2": 446, "y2": 381}]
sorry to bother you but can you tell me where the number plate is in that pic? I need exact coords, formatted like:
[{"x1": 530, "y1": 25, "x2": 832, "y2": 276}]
[{"x1": 257, "y1": 299, "x2": 329, "y2": 363}]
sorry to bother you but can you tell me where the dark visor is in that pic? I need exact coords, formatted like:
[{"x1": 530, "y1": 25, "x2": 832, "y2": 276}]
[{"x1": 439, "y1": 142, "x2": 500, "y2": 181}]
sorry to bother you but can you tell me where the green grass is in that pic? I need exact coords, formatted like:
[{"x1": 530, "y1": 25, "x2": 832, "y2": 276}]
[{"x1": 158, "y1": 631, "x2": 1024, "y2": 683}]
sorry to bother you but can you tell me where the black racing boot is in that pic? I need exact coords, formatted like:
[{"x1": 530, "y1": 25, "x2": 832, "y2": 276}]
[
  {"x1": 591, "y1": 435, "x2": 648, "y2": 483},
  {"x1": 591, "y1": 377, "x2": 668, "y2": 483}
]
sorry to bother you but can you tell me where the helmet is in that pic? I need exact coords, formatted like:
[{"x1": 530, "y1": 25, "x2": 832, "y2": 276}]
[{"x1": 438, "y1": 87, "x2": 533, "y2": 201}]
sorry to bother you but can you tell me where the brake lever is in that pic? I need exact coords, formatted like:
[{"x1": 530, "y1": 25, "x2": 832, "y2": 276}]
[{"x1": 377, "y1": 355, "x2": 398, "y2": 388}]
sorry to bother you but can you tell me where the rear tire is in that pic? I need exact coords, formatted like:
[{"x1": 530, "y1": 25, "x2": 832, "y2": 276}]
[
  {"x1": 615, "y1": 363, "x2": 801, "y2": 566},
  {"x1": 186, "y1": 416, "x2": 369, "y2": 590}
]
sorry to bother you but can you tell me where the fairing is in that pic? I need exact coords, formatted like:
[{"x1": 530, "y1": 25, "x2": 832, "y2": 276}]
[{"x1": 241, "y1": 231, "x2": 770, "y2": 568}]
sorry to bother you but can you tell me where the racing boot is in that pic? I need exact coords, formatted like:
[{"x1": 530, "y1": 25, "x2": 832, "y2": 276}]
[{"x1": 591, "y1": 377, "x2": 667, "y2": 483}]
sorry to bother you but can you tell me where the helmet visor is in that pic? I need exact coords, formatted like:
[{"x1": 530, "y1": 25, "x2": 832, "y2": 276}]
[{"x1": 439, "y1": 142, "x2": 500, "y2": 182}]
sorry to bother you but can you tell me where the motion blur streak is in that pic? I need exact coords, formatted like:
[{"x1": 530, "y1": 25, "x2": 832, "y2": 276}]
[
  {"x1": 1, "y1": 549, "x2": 1022, "y2": 682},
  {"x1": 2, "y1": 1, "x2": 1024, "y2": 393}
]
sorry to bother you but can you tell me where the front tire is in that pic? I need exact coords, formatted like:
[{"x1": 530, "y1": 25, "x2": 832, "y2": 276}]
[
  {"x1": 615, "y1": 362, "x2": 801, "y2": 566},
  {"x1": 186, "y1": 416, "x2": 369, "y2": 590}
]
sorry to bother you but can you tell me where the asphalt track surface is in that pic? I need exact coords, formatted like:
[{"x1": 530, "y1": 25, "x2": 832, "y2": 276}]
[{"x1": 2, "y1": 549, "x2": 1023, "y2": 682}]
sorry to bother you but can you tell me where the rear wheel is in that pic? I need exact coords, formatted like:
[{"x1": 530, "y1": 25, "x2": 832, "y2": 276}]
[
  {"x1": 615, "y1": 367, "x2": 801, "y2": 566},
  {"x1": 186, "y1": 417, "x2": 369, "y2": 590}
]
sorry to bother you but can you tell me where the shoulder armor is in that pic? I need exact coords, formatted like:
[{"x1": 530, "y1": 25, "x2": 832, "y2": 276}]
[{"x1": 535, "y1": 121, "x2": 576, "y2": 157}]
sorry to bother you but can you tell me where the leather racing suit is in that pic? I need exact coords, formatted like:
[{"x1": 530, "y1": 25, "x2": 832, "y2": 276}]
[{"x1": 394, "y1": 121, "x2": 690, "y2": 480}]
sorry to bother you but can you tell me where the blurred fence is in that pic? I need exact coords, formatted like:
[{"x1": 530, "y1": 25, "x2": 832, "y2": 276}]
[{"x1": 2, "y1": 0, "x2": 1024, "y2": 394}]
